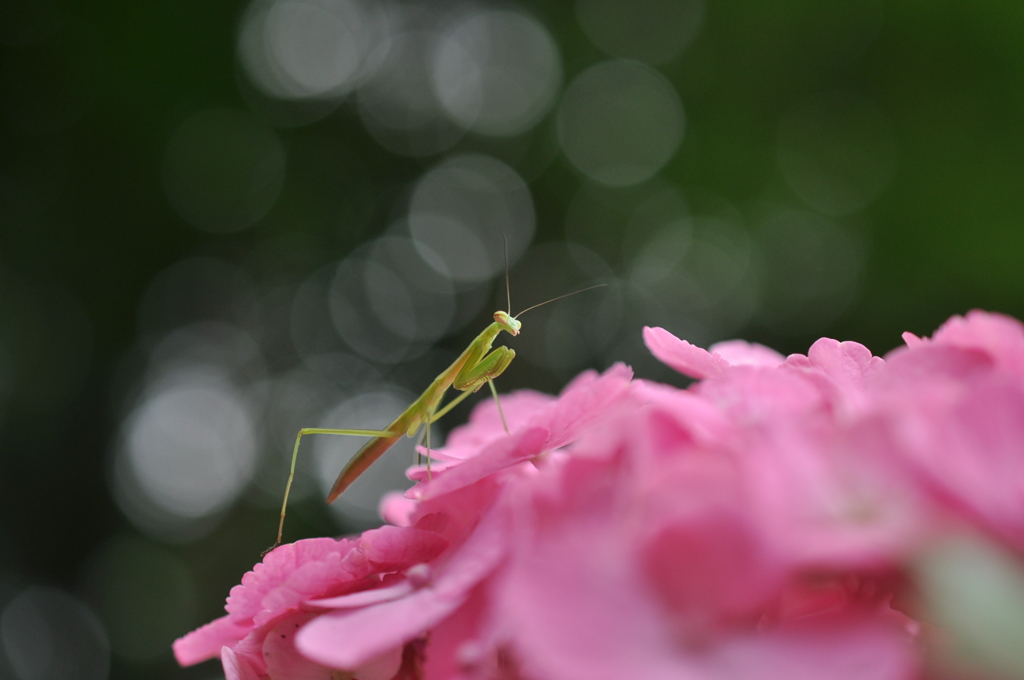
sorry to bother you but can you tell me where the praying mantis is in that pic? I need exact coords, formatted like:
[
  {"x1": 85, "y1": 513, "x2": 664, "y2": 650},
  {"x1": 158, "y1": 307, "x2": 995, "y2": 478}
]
[{"x1": 268, "y1": 272, "x2": 603, "y2": 551}]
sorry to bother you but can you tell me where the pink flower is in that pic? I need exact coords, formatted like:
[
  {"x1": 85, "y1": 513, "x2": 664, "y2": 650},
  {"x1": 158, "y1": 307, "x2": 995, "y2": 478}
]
[
  {"x1": 173, "y1": 526, "x2": 448, "y2": 678},
  {"x1": 493, "y1": 378, "x2": 917, "y2": 680},
  {"x1": 177, "y1": 312, "x2": 1024, "y2": 680}
]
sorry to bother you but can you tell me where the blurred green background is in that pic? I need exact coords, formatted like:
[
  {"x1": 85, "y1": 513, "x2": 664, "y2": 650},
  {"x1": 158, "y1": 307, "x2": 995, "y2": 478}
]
[{"x1": 1, "y1": 0, "x2": 1023, "y2": 678}]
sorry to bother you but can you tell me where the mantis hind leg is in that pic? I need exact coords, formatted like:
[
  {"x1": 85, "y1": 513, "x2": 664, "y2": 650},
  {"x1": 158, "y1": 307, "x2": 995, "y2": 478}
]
[{"x1": 266, "y1": 426, "x2": 396, "y2": 555}]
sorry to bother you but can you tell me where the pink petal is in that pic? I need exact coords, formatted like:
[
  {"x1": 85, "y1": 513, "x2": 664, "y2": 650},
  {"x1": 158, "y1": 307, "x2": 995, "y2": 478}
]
[
  {"x1": 694, "y1": 364, "x2": 825, "y2": 422},
  {"x1": 930, "y1": 309, "x2": 1024, "y2": 373},
  {"x1": 415, "y1": 427, "x2": 548, "y2": 500},
  {"x1": 420, "y1": 586, "x2": 488, "y2": 680},
  {"x1": 775, "y1": 339, "x2": 885, "y2": 416},
  {"x1": 379, "y1": 491, "x2": 417, "y2": 526},
  {"x1": 309, "y1": 581, "x2": 414, "y2": 609},
  {"x1": 221, "y1": 646, "x2": 263, "y2": 680},
  {"x1": 438, "y1": 390, "x2": 556, "y2": 461},
  {"x1": 642, "y1": 508, "x2": 778, "y2": 619},
  {"x1": 881, "y1": 343, "x2": 994, "y2": 382},
  {"x1": 230, "y1": 627, "x2": 271, "y2": 676},
  {"x1": 805, "y1": 338, "x2": 881, "y2": 387},
  {"x1": 500, "y1": 504, "x2": 683, "y2": 680},
  {"x1": 644, "y1": 326, "x2": 729, "y2": 378},
  {"x1": 353, "y1": 648, "x2": 406, "y2": 680},
  {"x1": 263, "y1": 612, "x2": 334, "y2": 679},
  {"x1": 528, "y1": 363, "x2": 633, "y2": 451},
  {"x1": 175, "y1": 616, "x2": 252, "y2": 666},
  {"x1": 176, "y1": 537, "x2": 388, "y2": 667},
  {"x1": 298, "y1": 586, "x2": 463, "y2": 671},
  {"x1": 628, "y1": 380, "x2": 731, "y2": 452},
  {"x1": 406, "y1": 457, "x2": 459, "y2": 481},
  {"x1": 901, "y1": 331, "x2": 924, "y2": 348},
  {"x1": 358, "y1": 525, "x2": 449, "y2": 572},
  {"x1": 709, "y1": 339, "x2": 785, "y2": 368},
  {"x1": 404, "y1": 475, "x2": 504, "y2": 548},
  {"x1": 710, "y1": 622, "x2": 917, "y2": 680},
  {"x1": 258, "y1": 610, "x2": 405, "y2": 680}
]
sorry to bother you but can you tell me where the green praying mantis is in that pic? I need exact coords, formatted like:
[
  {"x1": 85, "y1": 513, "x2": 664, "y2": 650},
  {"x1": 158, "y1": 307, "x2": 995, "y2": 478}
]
[{"x1": 268, "y1": 267, "x2": 604, "y2": 552}]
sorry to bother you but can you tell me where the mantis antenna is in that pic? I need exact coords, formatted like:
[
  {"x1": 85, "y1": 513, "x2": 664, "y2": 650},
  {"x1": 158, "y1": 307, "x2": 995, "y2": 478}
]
[
  {"x1": 514, "y1": 283, "x2": 607, "y2": 318},
  {"x1": 503, "y1": 234, "x2": 512, "y2": 315},
  {"x1": 499, "y1": 233, "x2": 604, "y2": 318}
]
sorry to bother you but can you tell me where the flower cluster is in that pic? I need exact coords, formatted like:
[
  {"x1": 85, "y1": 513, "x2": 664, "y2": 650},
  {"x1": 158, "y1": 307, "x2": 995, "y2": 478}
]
[{"x1": 175, "y1": 310, "x2": 1024, "y2": 680}]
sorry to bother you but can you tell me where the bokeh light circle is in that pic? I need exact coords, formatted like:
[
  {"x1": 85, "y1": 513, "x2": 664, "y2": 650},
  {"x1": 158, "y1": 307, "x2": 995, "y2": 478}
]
[
  {"x1": 312, "y1": 387, "x2": 418, "y2": 527},
  {"x1": 557, "y1": 59, "x2": 684, "y2": 186},
  {"x1": 162, "y1": 108, "x2": 286, "y2": 233},
  {"x1": 238, "y1": 0, "x2": 385, "y2": 100},
  {"x1": 357, "y1": 27, "x2": 466, "y2": 156},
  {"x1": 626, "y1": 212, "x2": 757, "y2": 342},
  {"x1": 564, "y1": 179, "x2": 691, "y2": 270},
  {"x1": 576, "y1": 0, "x2": 705, "y2": 64},
  {"x1": 368, "y1": 236, "x2": 457, "y2": 341},
  {"x1": 777, "y1": 90, "x2": 898, "y2": 217},
  {"x1": 122, "y1": 374, "x2": 257, "y2": 520},
  {"x1": 431, "y1": 8, "x2": 562, "y2": 136},
  {"x1": 408, "y1": 153, "x2": 535, "y2": 283},
  {"x1": 252, "y1": 362, "x2": 378, "y2": 503},
  {"x1": 1, "y1": 587, "x2": 109, "y2": 680},
  {"x1": 325, "y1": 235, "x2": 459, "y2": 365}
]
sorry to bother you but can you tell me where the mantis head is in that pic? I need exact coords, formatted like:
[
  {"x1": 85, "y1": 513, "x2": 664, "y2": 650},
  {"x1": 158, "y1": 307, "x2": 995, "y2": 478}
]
[{"x1": 493, "y1": 310, "x2": 521, "y2": 336}]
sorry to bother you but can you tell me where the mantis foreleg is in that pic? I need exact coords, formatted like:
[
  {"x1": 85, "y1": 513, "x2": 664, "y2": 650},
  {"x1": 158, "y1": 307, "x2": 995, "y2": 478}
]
[
  {"x1": 429, "y1": 387, "x2": 475, "y2": 424},
  {"x1": 425, "y1": 419, "x2": 432, "y2": 479},
  {"x1": 487, "y1": 379, "x2": 509, "y2": 434},
  {"x1": 454, "y1": 346, "x2": 515, "y2": 391}
]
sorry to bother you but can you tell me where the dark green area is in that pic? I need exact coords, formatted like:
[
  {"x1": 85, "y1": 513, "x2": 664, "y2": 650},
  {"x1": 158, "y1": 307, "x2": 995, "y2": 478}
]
[{"x1": 2, "y1": 1, "x2": 1024, "y2": 678}]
